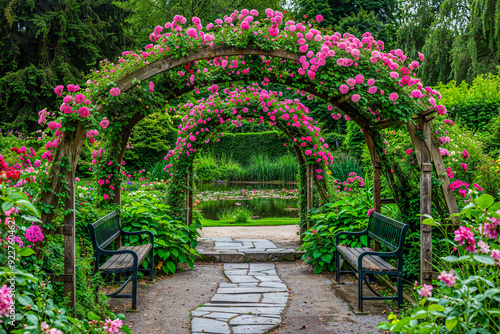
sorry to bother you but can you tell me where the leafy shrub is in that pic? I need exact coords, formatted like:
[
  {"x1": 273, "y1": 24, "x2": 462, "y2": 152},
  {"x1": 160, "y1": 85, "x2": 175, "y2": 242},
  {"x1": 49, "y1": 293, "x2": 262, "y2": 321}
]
[
  {"x1": 120, "y1": 193, "x2": 199, "y2": 274},
  {"x1": 216, "y1": 206, "x2": 254, "y2": 223},
  {"x1": 379, "y1": 194, "x2": 500, "y2": 333},
  {"x1": 194, "y1": 154, "x2": 220, "y2": 181},
  {"x1": 150, "y1": 160, "x2": 172, "y2": 181},
  {"x1": 299, "y1": 194, "x2": 370, "y2": 273}
]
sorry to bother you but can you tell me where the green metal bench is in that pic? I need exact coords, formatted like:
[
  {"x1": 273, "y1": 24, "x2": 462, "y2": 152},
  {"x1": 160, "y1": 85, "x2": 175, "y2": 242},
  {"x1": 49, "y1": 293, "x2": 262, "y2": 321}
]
[
  {"x1": 335, "y1": 211, "x2": 409, "y2": 312},
  {"x1": 87, "y1": 210, "x2": 154, "y2": 310}
]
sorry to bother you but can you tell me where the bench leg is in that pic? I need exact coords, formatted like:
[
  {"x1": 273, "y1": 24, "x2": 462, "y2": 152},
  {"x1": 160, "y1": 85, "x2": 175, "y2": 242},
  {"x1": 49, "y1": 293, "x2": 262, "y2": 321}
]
[
  {"x1": 397, "y1": 274, "x2": 403, "y2": 308},
  {"x1": 132, "y1": 267, "x2": 138, "y2": 310},
  {"x1": 358, "y1": 271, "x2": 364, "y2": 312},
  {"x1": 149, "y1": 247, "x2": 154, "y2": 281},
  {"x1": 335, "y1": 250, "x2": 340, "y2": 283}
]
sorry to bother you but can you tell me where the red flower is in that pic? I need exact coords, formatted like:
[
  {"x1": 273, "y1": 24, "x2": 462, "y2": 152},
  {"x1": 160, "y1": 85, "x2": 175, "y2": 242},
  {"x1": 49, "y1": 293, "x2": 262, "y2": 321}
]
[{"x1": 184, "y1": 63, "x2": 191, "y2": 69}]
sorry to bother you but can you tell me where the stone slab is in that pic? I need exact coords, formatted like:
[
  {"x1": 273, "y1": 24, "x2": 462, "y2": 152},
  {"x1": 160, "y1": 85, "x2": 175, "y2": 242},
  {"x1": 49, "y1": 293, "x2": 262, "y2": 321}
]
[
  {"x1": 244, "y1": 252, "x2": 269, "y2": 262},
  {"x1": 232, "y1": 324, "x2": 279, "y2": 334},
  {"x1": 220, "y1": 252, "x2": 244, "y2": 263},
  {"x1": 217, "y1": 287, "x2": 287, "y2": 294},
  {"x1": 226, "y1": 275, "x2": 259, "y2": 283},
  {"x1": 223, "y1": 264, "x2": 248, "y2": 270},
  {"x1": 204, "y1": 312, "x2": 240, "y2": 321},
  {"x1": 211, "y1": 293, "x2": 262, "y2": 303},
  {"x1": 229, "y1": 315, "x2": 281, "y2": 326},
  {"x1": 195, "y1": 306, "x2": 283, "y2": 315},
  {"x1": 191, "y1": 317, "x2": 231, "y2": 334},
  {"x1": 261, "y1": 293, "x2": 289, "y2": 305}
]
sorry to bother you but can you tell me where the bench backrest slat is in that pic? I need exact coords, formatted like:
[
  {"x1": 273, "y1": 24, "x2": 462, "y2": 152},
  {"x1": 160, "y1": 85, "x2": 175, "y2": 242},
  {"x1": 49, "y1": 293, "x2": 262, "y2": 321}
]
[
  {"x1": 88, "y1": 211, "x2": 120, "y2": 250},
  {"x1": 367, "y1": 212, "x2": 408, "y2": 251}
]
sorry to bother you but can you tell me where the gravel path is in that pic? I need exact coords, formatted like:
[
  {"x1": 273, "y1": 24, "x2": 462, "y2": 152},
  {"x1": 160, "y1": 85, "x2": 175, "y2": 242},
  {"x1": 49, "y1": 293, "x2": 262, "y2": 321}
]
[{"x1": 199, "y1": 225, "x2": 301, "y2": 246}]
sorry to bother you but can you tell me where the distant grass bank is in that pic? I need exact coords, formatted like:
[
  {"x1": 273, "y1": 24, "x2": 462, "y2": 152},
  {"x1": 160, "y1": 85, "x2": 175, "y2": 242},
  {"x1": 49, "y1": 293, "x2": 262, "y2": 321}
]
[{"x1": 200, "y1": 217, "x2": 299, "y2": 227}]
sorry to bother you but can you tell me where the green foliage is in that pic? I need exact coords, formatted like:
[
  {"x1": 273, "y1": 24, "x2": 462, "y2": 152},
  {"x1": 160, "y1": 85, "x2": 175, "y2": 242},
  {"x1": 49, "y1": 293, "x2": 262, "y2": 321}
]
[
  {"x1": 328, "y1": 153, "x2": 364, "y2": 182},
  {"x1": 299, "y1": 195, "x2": 371, "y2": 273},
  {"x1": 344, "y1": 121, "x2": 365, "y2": 160},
  {"x1": 295, "y1": 0, "x2": 396, "y2": 28},
  {"x1": 194, "y1": 154, "x2": 222, "y2": 182},
  {"x1": 379, "y1": 194, "x2": 500, "y2": 333},
  {"x1": 0, "y1": 0, "x2": 133, "y2": 132},
  {"x1": 216, "y1": 206, "x2": 254, "y2": 223},
  {"x1": 204, "y1": 131, "x2": 292, "y2": 165},
  {"x1": 397, "y1": 0, "x2": 500, "y2": 85},
  {"x1": 334, "y1": 9, "x2": 397, "y2": 50},
  {"x1": 124, "y1": 112, "x2": 177, "y2": 171},
  {"x1": 150, "y1": 160, "x2": 172, "y2": 181},
  {"x1": 117, "y1": 0, "x2": 283, "y2": 42},
  {"x1": 243, "y1": 154, "x2": 298, "y2": 182},
  {"x1": 120, "y1": 193, "x2": 200, "y2": 274}
]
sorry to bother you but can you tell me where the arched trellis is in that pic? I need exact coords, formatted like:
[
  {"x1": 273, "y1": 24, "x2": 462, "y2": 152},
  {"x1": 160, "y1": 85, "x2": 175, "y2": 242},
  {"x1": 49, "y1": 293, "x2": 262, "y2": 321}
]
[
  {"x1": 36, "y1": 11, "x2": 462, "y2": 306},
  {"x1": 162, "y1": 85, "x2": 331, "y2": 234}
]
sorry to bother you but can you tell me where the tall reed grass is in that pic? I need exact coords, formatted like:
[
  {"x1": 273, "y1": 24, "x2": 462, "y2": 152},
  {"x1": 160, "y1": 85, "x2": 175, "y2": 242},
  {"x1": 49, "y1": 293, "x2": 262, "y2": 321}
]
[
  {"x1": 150, "y1": 160, "x2": 171, "y2": 180},
  {"x1": 328, "y1": 153, "x2": 364, "y2": 182}
]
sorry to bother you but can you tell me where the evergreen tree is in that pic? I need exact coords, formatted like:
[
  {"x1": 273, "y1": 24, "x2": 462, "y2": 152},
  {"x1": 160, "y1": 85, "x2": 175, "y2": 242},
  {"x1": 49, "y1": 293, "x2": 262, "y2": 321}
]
[{"x1": 0, "y1": 0, "x2": 134, "y2": 132}]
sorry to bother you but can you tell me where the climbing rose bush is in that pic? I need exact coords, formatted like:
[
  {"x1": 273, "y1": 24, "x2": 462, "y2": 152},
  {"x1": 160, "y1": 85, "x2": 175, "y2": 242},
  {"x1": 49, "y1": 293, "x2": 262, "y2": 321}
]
[{"x1": 379, "y1": 193, "x2": 500, "y2": 333}]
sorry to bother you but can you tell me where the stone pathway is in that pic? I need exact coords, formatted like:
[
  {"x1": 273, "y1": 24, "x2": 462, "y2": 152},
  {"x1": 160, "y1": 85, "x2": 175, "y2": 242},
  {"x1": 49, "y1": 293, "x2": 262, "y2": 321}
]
[
  {"x1": 191, "y1": 263, "x2": 289, "y2": 334},
  {"x1": 196, "y1": 238, "x2": 303, "y2": 262}
]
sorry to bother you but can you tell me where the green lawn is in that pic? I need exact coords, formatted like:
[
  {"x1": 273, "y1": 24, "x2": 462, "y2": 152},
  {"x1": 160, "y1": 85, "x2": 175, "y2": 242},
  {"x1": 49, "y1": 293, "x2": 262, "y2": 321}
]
[{"x1": 200, "y1": 217, "x2": 299, "y2": 227}]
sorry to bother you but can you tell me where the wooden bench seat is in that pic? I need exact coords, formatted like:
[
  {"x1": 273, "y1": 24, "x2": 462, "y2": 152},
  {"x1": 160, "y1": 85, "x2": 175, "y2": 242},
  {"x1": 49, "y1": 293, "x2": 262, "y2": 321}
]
[
  {"x1": 100, "y1": 244, "x2": 153, "y2": 271},
  {"x1": 337, "y1": 246, "x2": 397, "y2": 272},
  {"x1": 335, "y1": 212, "x2": 409, "y2": 312}
]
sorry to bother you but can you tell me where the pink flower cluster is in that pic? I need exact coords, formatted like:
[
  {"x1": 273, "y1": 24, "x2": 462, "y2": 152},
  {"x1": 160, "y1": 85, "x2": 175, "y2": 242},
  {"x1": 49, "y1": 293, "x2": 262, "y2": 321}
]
[
  {"x1": 103, "y1": 318, "x2": 123, "y2": 333},
  {"x1": 437, "y1": 270, "x2": 457, "y2": 287},
  {"x1": 25, "y1": 224, "x2": 44, "y2": 244},
  {"x1": 0, "y1": 285, "x2": 13, "y2": 318}
]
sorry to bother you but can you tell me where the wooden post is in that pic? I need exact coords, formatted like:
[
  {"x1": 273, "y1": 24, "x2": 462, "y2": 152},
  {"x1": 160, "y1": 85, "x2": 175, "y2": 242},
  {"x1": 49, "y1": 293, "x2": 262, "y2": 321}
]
[
  {"x1": 187, "y1": 164, "x2": 193, "y2": 226},
  {"x1": 293, "y1": 145, "x2": 307, "y2": 238},
  {"x1": 306, "y1": 163, "x2": 314, "y2": 230},
  {"x1": 420, "y1": 119, "x2": 433, "y2": 284},
  {"x1": 63, "y1": 170, "x2": 76, "y2": 308},
  {"x1": 363, "y1": 129, "x2": 381, "y2": 251}
]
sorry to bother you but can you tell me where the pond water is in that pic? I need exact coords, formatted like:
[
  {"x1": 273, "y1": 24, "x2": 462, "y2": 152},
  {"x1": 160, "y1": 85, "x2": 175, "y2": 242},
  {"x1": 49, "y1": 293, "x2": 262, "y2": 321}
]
[{"x1": 195, "y1": 182, "x2": 299, "y2": 220}]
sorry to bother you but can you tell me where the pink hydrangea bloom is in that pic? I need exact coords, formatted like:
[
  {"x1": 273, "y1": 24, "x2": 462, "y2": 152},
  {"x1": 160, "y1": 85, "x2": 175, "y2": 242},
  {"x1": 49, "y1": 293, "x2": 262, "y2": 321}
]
[
  {"x1": 351, "y1": 94, "x2": 361, "y2": 102},
  {"x1": 78, "y1": 107, "x2": 90, "y2": 118},
  {"x1": 346, "y1": 78, "x2": 356, "y2": 87},
  {"x1": 100, "y1": 117, "x2": 110, "y2": 129},
  {"x1": 354, "y1": 74, "x2": 364, "y2": 84},
  {"x1": 240, "y1": 21, "x2": 250, "y2": 30},
  {"x1": 149, "y1": 81, "x2": 154, "y2": 92},
  {"x1": 463, "y1": 150, "x2": 469, "y2": 159},
  {"x1": 315, "y1": 15, "x2": 323, "y2": 22},
  {"x1": 367, "y1": 78, "x2": 375, "y2": 86},
  {"x1": 368, "y1": 86, "x2": 377, "y2": 94}
]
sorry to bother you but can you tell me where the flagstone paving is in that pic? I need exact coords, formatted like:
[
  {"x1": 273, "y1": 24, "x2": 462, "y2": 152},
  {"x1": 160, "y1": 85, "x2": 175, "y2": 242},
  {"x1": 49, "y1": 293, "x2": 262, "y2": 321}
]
[
  {"x1": 191, "y1": 263, "x2": 289, "y2": 334},
  {"x1": 196, "y1": 238, "x2": 303, "y2": 262}
]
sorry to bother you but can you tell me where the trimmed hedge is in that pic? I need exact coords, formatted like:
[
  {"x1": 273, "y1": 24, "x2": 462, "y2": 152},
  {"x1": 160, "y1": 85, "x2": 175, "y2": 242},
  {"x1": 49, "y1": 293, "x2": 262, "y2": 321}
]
[
  {"x1": 204, "y1": 131, "x2": 293, "y2": 165},
  {"x1": 448, "y1": 102, "x2": 500, "y2": 133}
]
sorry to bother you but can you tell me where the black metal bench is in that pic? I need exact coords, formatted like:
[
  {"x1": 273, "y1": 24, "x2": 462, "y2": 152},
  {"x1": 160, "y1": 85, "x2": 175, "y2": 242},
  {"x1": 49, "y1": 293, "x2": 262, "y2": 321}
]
[
  {"x1": 335, "y1": 211, "x2": 409, "y2": 312},
  {"x1": 87, "y1": 210, "x2": 154, "y2": 310}
]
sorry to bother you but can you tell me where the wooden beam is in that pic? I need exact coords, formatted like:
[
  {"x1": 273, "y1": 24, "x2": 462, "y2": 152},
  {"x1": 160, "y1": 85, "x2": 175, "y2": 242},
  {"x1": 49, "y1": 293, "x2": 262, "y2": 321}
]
[
  {"x1": 293, "y1": 145, "x2": 307, "y2": 239},
  {"x1": 380, "y1": 198, "x2": 396, "y2": 204},
  {"x1": 430, "y1": 135, "x2": 460, "y2": 216},
  {"x1": 363, "y1": 129, "x2": 381, "y2": 251}
]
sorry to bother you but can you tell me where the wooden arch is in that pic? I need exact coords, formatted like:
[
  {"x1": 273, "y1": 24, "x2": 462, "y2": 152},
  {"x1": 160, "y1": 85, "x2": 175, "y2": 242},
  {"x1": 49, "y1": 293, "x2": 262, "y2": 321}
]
[{"x1": 41, "y1": 44, "x2": 459, "y2": 307}]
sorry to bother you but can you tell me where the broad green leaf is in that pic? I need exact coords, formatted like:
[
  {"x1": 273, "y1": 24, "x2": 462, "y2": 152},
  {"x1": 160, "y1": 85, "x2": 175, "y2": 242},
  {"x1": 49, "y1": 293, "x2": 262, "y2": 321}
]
[
  {"x1": 87, "y1": 311, "x2": 99, "y2": 321},
  {"x1": 445, "y1": 317, "x2": 458, "y2": 330},
  {"x1": 427, "y1": 304, "x2": 445, "y2": 312},
  {"x1": 19, "y1": 248, "x2": 35, "y2": 257},
  {"x1": 478, "y1": 194, "x2": 494, "y2": 209},
  {"x1": 166, "y1": 261, "x2": 176, "y2": 274},
  {"x1": 473, "y1": 255, "x2": 495, "y2": 265}
]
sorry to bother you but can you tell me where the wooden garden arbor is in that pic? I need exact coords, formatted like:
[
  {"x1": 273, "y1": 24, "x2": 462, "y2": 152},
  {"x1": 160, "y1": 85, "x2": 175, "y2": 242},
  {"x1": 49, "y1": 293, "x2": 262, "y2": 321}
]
[{"x1": 40, "y1": 45, "x2": 459, "y2": 307}]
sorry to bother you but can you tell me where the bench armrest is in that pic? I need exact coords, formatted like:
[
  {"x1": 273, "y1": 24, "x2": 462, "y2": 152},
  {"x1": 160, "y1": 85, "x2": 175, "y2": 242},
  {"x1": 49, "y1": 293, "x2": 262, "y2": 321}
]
[
  {"x1": 358, "y1": 250, "x2": 398, "y2": 270},
  {"x1": 120, "y1": 230, "x2": 154, "y2": 245},
  {"x1": 335, "y1": 229, "x2": 368, "y2": 246}
]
